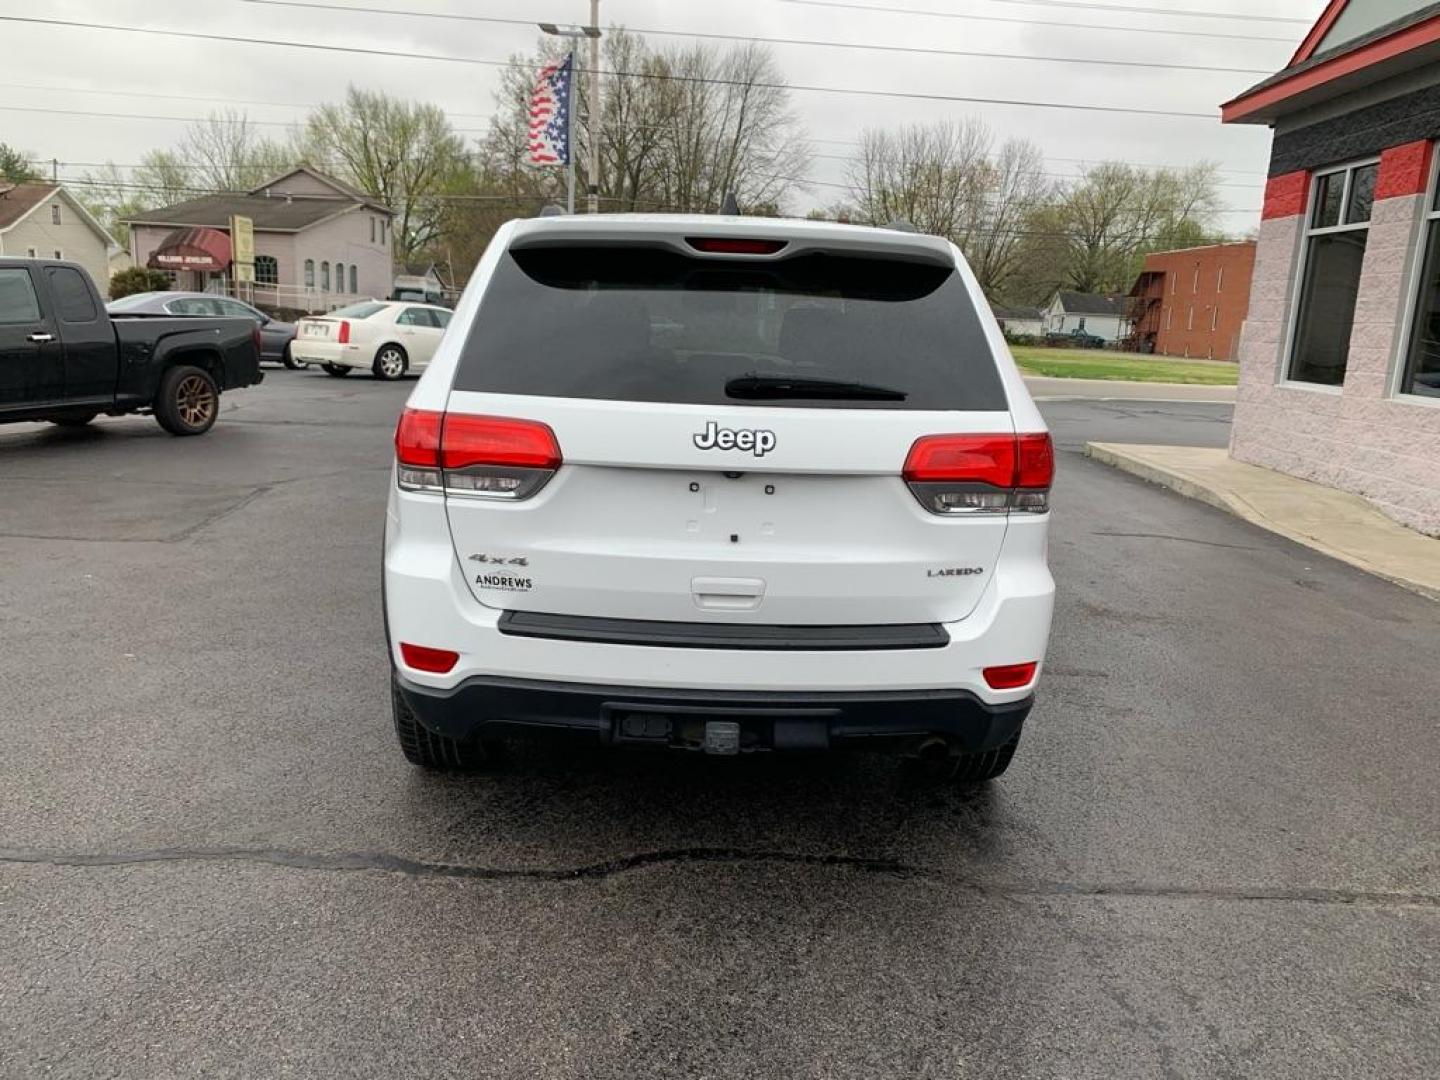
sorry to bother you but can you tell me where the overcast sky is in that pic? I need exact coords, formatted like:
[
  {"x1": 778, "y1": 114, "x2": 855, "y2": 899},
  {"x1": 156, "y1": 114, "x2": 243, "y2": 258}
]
[{"x1": 1, "y1": 0, "x2": 1327, "y2": 229}]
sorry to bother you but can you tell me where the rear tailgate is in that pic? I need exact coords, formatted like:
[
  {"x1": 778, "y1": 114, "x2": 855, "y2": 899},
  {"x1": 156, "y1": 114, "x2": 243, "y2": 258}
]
[{"x1": 438, "y1": 237, "x2": 1019, "y2": 628}]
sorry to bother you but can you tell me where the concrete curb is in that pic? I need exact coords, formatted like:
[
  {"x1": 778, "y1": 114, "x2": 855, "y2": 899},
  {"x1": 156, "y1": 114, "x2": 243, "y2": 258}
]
[
  {"x1": 1085, "y1": 442, "x2": 1440, "y2": 602},
  {"x1": 1023, "y1": 377, "x2": 1237, "y2": 402}
]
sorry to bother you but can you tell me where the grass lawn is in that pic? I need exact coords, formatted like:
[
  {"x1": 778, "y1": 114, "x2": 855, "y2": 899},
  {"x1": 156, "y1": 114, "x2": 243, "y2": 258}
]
[{"x1": 1010, "y1": 347, "x2": 1239, "y2": 385}]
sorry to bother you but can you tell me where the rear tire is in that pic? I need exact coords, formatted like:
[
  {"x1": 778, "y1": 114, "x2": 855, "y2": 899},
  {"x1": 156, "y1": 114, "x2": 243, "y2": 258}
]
[
  {"x1": 373, "y1": 344, "x2": 407, "y2": 381},
  {"x1": 154, "y1": 365, "x2": 219, "y2": 436},
  {"x1": 322, "y1": 363, "x2": 351, "y2": 377},
  {"x1": 282, "y1": 344, "x2": 305, "y2": 370},
  {"x1": 51, "y1": 414, "x2": 97, "y2": 428},
  {"x1": 392, "y1": 677, "x2": 496, "y2": 771}
]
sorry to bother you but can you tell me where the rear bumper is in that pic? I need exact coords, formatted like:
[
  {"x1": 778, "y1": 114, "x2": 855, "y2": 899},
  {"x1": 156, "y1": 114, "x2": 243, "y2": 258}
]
[
  {"x1": 395, "y1": 671, "x2": 1032, "y2": 752},
  {"x1": 291, "y1": 339, "x2": 365, "y2": 366}
]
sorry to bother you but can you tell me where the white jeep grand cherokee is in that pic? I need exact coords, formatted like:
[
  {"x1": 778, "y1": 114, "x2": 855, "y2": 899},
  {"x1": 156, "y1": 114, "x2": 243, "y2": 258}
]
[{"x1": 383, "y1": 214, "x2": 1055, "y2": 783}]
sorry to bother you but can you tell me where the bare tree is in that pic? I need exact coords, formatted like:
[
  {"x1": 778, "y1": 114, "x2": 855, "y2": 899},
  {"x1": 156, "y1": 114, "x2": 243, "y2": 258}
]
[
  {"x1": 847, "y1": 120, "x2": 993, "y2": 236},
  {"x1": 959, "y1": 138, "x2": 1052, "y2": 298},
  {"x1": 302, "y1": 88, "x2": 469, "y2": 262},
  {"x1": 479, "y1": 31, "x2": 810, "y2": 216},
  {"x1": 178, "y1": 110, "x2": 292, "y2": 191}
]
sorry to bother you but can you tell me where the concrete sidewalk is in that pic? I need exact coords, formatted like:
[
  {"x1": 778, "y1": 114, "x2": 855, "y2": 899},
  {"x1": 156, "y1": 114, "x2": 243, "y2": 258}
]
[
  {"x1": 1024, "y1": 377, "x2": 1236, "y2": 402},
  {"x1": 1086, "y1": 443, "x2": 1440, "y2": 601}
]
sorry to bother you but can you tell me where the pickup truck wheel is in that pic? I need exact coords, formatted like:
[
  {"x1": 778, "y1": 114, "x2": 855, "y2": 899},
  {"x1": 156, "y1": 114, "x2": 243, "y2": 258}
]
[
  {"x1": 373, "y1": 345, "x2": 408, "y2": 381},
  {"x1": 154, "y1": 366, "x2": 220, "y2": 436},
  {"x1": 392, "y1": 677, "x2": 496, "y2": 771},
  {"x1": 51, "y1": 414, "x2": 97, "y2": 428},
  {"x1": 322, "y1": 363, "x2": 351, "y2": 377}
]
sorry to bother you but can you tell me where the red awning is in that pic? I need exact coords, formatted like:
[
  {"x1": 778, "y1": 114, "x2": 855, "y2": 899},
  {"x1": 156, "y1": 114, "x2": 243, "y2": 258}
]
[{"x1": 148, "y1": 226, "x2": 232, "y2": 272}]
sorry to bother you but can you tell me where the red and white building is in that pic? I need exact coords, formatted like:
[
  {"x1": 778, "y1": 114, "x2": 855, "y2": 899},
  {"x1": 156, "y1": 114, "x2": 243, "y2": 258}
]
[{"x1": 1222, "y1": 0, "x2": 1440, "y2": 536}]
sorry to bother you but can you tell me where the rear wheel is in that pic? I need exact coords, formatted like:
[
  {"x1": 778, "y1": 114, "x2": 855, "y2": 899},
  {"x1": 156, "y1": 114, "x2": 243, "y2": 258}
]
[
  {"x1": 392, "y1": 677, "x2": 497, "y2": 771},
  {"x1": 154, "y1": 366, "x2": 219, "y2": 436},
  {"x1": 321, "y1": 362, "x2": 351, "y2": 377},
  {"x1": 282, "y1": 344, "x2": 305, "y2": 370},
  {"x1": 373, "y1": 345, "x2": 407, "y2": 381},
  {"x1": 51, "y1": 414, "x2": 97, "y2": 428}
]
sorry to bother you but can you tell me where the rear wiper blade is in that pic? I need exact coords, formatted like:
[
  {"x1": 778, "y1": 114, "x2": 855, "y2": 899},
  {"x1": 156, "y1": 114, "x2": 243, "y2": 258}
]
[{"x1": 724, "y1": 375, "x2": 907, "y2": 401}]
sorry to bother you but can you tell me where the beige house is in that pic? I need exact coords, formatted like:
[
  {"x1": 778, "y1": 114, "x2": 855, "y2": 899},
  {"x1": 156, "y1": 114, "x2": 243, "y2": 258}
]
[
  {"x1": 126, "y1": 167, "x2": 394, "y2": 313},
  {"x1": 0, "y1": 182, "x2": 117, "y2": 296}
]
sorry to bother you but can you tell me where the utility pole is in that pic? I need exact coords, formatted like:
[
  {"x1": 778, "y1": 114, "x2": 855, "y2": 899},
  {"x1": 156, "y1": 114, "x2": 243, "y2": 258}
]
[{"x1": 588, "y1": 0, "x2": 601, "y2": 214}]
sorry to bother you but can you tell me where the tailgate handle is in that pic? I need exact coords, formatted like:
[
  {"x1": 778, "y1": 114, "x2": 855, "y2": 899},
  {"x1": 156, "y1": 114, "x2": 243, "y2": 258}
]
[{"x1": 692, "y1": 577, "x2": 765, "y2": 611}]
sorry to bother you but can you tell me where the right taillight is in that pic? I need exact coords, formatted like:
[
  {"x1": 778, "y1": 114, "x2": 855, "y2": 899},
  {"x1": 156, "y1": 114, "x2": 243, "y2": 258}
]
[
  {"x1": 903, "y1": 432, "x2": 1053, "y2": 515},
  {"x1": 394, "y1": 408, "x2": 561, "y2": 500}
]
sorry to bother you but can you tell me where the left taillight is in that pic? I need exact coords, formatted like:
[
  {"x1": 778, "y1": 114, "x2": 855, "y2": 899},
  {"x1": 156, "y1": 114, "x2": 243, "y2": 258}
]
[
  {"x1": 251, "y1": 323, "x2": 262, "y2": 354},
  {"x1": 394, "y1": 409, "x2": 561, "y2": 500},
  {"x1": 337, "y1": 320, "x2": 351, "y2": 344},
  {"x1": 903, "y1": 432, "x2": 1053, "y2": 515}
]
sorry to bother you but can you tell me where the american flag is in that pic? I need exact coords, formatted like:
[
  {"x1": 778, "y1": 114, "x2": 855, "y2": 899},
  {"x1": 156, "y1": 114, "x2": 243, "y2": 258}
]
[{"x1": 526, "y1": 52, "x2": 573, "y2": 167}]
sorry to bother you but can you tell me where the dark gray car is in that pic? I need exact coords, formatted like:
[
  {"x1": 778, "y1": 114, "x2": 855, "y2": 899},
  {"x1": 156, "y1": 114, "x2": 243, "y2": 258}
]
[{"x1": 106, "y1": 291, "x2": 300, "y2": 368}]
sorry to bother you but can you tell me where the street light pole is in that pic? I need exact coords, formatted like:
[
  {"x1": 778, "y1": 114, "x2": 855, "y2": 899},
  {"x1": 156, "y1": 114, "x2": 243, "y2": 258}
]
[
  {"x1": 539, "y1": 15, "x2": 603, "y2": 216},
  {"x1": 588, "y1": 0, "x2": 601, "y2": 214}
]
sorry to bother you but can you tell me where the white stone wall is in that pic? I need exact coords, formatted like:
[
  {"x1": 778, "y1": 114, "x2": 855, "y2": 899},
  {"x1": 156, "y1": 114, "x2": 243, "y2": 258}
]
[{"x1": 1230, "y1": 193, "x2": 1440, "y2": 536}]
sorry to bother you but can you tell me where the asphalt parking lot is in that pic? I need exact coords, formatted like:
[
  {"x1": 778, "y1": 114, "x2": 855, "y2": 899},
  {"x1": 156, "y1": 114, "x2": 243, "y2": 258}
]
[{"x1": 2, "y1": 370, "x2": 1438, "y2": 1079}]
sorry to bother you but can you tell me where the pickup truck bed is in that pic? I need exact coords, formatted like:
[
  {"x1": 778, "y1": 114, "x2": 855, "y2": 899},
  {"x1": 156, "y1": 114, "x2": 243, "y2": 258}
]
[{"x1": 1, "y1": 258, "x2": 262, "y2": 435}]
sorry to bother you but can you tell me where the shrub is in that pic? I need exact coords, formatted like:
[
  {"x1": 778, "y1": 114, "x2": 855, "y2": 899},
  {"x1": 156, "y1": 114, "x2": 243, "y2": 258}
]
[{"x1": 108, "y1": 267, "x2": 171, "y2": 300}]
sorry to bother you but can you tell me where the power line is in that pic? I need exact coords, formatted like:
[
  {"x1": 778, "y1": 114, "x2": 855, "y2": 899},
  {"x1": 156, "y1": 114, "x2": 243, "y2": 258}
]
[
  {"x1": 0, "y1": 103, "x2": 488, "y2": 135},
  {"x1": 0, "y1": 15, "x2": 1221, "y2": 119},
  {"x1": 236, "y1": 0, "x2": 1274, "y2": 75},
  {"x1": 982, "y1": 0, "x2": 1310, "y2": 24},
  {"x1": 775, "y1": 0, "x2": 1298, "y2": 43}
]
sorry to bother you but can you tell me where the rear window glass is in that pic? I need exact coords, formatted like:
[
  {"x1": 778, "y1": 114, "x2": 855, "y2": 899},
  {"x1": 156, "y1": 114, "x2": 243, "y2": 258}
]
[
  {"x1": 452, "y1": 246, "x2": 1006, "y2": 410},
  {"x1": 331, "y1": 301, "x2": 387, "y2": 319},
  {"x1": 46, "y1": 267, "x2": 97, "y2": 322}
]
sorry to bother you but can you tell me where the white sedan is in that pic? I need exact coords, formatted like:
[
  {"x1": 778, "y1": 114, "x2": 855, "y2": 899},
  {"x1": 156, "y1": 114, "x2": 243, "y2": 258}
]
[{"x1": 292, "y1": 300, "x2": 453, "y2": 380}]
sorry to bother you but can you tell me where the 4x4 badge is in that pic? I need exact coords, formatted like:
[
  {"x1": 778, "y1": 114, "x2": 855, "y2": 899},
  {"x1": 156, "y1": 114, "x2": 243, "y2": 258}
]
[{"x1": 693, "y1": 421, "x2": 776, "y2": 457}]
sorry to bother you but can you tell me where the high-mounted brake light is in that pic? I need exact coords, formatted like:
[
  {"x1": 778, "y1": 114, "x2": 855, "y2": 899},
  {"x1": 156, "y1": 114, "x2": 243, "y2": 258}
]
[
  {"x1": 336, "y1": 320, "x2": 351, "y2": 344},
  {"x1": 685, "y1": 237, "x2": 788, "y2": 255},
  {"x1": 394, "y1": 409, "x2": 561, "y2": 500},
  {"x1": 903, "y1": 432, "x2": 1053, "y2": 515}
]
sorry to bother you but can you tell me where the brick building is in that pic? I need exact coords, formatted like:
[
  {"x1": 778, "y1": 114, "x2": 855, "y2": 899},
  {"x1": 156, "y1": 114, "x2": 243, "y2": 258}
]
[
  {"x1": 1220, "y1": 0, "x2": 1440, "y2": 536},
  {"x1": 1127, "y1": 242, "x2": 1256, "y2": 360}
]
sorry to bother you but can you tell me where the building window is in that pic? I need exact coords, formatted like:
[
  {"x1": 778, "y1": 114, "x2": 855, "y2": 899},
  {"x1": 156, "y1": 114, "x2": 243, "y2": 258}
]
[
  {"x1": 304, "y1": 259, "x2": 315, "y2": 288},
  {"x1": 1192, "y1": 266, "x2": 1199, "y2": 293},
  {"x1": 1216, "y1": 265, "x2": 1225, "y2": 293},
  {"x1": 1288, "y1": 159, "x2": 1378, "y2": 386},
  {"x1": 51, "y1": 204, "x2": 61, "y2": 225},
  {"x1": 1401, "y1": 165, "x2": 1440, "y2": 398},
  {"x1": 1210, "y1": 306, "x2": 1219, "y2": 331},
  {"x1": 26, "y1": 247, "x2": 36, "y2": 258},
  {"x1": 349, "y1": 265, "x2": 357, "y2": 293},
  {"x1": 53, "y1": 250, "x2": 62, "y2": 260},
  {"x1": 370, "y1": 217, "x2": 376, "y2": 243},
  {"x1": 254, "y1": 255, "x2": 278, "y2": 285},
  {"x1": 1164, "y1": 306, "x2": 1172, "y2": 330},
  {"x1": 321, "y1": 261, "x2": 330, "y2": 290},
  {"x1": 1078, "y1": 317, "x2": 1086, "y2": 332},
  {"x1": 1186, "y1": 305, "x2": 1194, "y2": 330}
]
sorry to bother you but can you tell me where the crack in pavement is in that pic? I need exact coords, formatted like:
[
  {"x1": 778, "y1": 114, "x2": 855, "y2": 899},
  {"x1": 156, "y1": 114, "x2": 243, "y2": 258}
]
[
  {"x1": 1091, "y1": 530, "x2": 1260, "y2": 551},
  {"x1": 3, "y1": 847, "x2": 1438, "y2": 909}
]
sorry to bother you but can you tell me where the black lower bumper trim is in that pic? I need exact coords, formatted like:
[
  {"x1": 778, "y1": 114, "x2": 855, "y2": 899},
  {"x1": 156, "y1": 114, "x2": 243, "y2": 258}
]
[
  {"x1": 498, "y1": 610, "x2": 949, "y2": 650},
  {"x1": 395, "y1": 673, "x2": 1031, "y2": 754}
]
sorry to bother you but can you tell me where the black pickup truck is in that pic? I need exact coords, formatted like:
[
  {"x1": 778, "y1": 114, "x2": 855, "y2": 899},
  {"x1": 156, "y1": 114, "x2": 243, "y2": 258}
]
[{"x1": 0, "y1": 258, "x2": 262, "y2": 435}]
